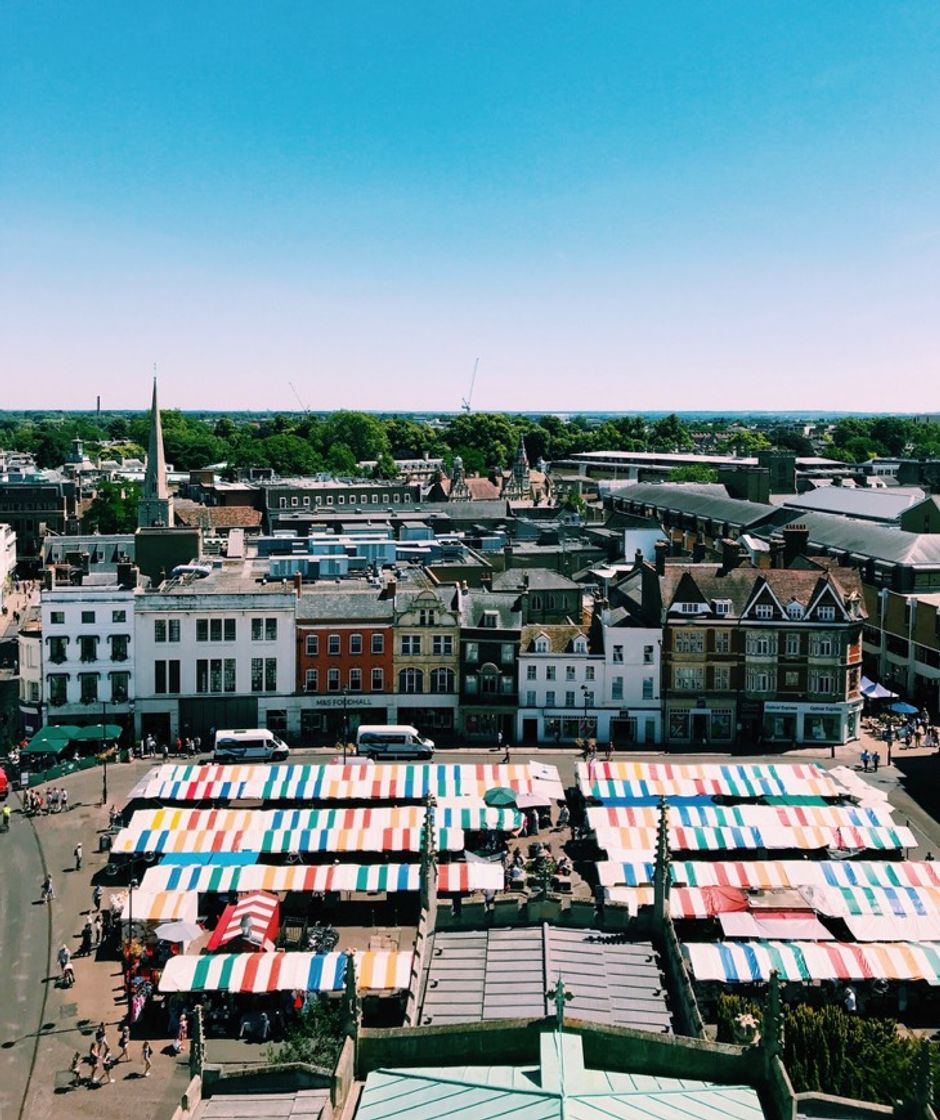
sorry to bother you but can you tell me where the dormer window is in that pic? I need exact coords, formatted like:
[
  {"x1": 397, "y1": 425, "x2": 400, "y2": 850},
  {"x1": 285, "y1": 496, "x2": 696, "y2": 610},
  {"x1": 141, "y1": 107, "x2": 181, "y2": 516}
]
[
  {"x1": 786, "y1": 601, "x2": 804, "y2": 620},
  {"x1": 818, "y1": 605, "x2": 836, "y2": 622},
  {"x1": 573, "y1": 636, "x2": 588, "y2": 654},
  {"x1": 713, "y1": 599, "x2": 732, "y2": 617},
  {"x1": 678, "y1": 602, "x2": 702, "y2": 615},
  {"x1": 482, "y1": 611, "x2": 499, "y2": 628},
  {"x1": 754, "y1": 604, "x2": 774, "y2": 620},
  {"x1": 534, "y1": 636, "x2": 550, "y2": 654}
]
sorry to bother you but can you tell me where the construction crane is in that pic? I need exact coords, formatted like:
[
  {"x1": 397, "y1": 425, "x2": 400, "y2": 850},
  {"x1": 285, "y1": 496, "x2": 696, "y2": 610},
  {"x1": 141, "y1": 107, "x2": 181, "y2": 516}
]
[
  {"x1": 289, "y1": 381, "x2": 310, "y2": 414},
  {"x1": 460, "y1": 358, "x2": 479, "y2": 413}
]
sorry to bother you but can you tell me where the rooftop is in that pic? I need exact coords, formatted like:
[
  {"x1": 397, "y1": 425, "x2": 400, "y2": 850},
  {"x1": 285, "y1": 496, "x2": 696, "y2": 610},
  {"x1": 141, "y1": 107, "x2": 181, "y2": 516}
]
[{"x1": 778, "y1": 487, "x2": 926, "y2": 523}]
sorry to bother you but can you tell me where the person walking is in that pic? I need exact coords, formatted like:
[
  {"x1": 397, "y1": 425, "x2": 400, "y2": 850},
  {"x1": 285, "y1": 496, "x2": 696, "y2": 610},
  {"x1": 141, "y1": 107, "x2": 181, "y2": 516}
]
[
  {"x1": 1, "y1": 804, "x2": 11, "y2": 831},
  {"x1": 873, "y1": 750, "x2": 881, "y2": 772},
  {"x1": 117, "y1": 1024, "x2": 130, "y2": 1062},
  {"x1": 860, "y1": 749, "x2": 870, "y2": 773},
  {"x1": 93, "y1": 912, "x2": 103, "y2": 946},
  {"x1": 41, "y1": 874, "x2": 54, "y2": 903},
  {"x1": 496, "y1": 730, "x2": 503, "y2": 755},
  {"x1": 74, "y1": 841, "x2": 83, "y2": 871},
  {"x1": 93, "y1": 1046, "x2": 113, "y2": 1085},
  {"x1": 502, "y1": 739, "x2": 511, "y2": 764},
  {"x1": 93, "y1": 883, "x2": 103, "y2": 911},
  {"x1": 142, "y1": 1038, "x2": 153, "y2": 1077},
  {"x1": 80, "y1": 915, "x2": 94, "y2": 957},
  {"x1": 58, "y1": 944, "x2": 74, "y2": 986}
]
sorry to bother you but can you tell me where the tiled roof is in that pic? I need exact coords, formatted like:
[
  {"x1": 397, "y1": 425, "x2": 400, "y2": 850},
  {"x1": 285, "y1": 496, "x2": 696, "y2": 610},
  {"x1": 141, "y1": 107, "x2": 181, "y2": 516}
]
[
  {"x1": 520, "y1": 622, "x2": 593, "y2": 653},
  {"x1": 492, "y1": 568, "x2": 582, "y2": 592},
  {"x1": 296, "y1": 590, "x2": 394, "y2": 622},
  {"x1": 174, "y1": 500, "x2": 262, "y2": 529},
  {"x1": 610, "y1": 483, "x2": 779, "y2": 528}
]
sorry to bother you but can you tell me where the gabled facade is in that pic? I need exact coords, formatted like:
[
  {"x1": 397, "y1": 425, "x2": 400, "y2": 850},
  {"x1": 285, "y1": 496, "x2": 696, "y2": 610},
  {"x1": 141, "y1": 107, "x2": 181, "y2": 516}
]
[
  {"x1": 634, "y1": 562, "x2": 865, "y2": 748},
  {"x1": 516, "y1": 622, "x2": 605, "y2": 744},
  {"x1": 391, "y1": 585, "x2": 460, "y2": 738},
  {"x1": 458, "y1": 589, "x2": 522, "y2": 741}
]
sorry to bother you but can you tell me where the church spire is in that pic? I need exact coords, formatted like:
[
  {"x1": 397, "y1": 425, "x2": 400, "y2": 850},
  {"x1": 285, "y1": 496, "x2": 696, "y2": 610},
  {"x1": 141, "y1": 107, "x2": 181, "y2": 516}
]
[{"x1": 138, "y1": 372, "x2": 174, "y2": 528}]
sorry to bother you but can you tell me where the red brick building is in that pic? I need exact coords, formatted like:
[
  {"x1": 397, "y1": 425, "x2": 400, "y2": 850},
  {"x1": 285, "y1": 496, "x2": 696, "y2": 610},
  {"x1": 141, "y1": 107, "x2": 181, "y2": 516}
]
[{"x1": 295, "y1": 588, "x2": 395, "y2": 743}]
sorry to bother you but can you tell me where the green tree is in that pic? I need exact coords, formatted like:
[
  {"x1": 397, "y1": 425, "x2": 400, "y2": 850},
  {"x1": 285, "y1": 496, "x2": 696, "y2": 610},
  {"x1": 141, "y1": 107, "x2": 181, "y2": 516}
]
[
  {"x1": 266, "y1": 999, "x2": 345, "y2": 1070},
  {"x1": 650, "y1": 413, "x2": 693, "y2": 452},
  {"x1": 82, "y1": 480, "x2": 141, "y2": 533},
  {"x1": 326, "y1": 443, "x2": 358, "y2": 475},
  {"x1": 371, "y1": 451, "x2": 399, "y2": 479},
  {"x1": 322, "y1": 412, "x2": 391, "y2": 463},
  {"x1": 670, "y1": 465, "x2": 719, "y2": 483}
]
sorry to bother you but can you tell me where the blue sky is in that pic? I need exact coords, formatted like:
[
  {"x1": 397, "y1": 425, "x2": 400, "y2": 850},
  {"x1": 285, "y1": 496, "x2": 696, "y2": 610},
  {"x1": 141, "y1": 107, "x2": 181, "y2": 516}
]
[{"x1": 2, "y1": 2, "x2": 938, "y2": 411}]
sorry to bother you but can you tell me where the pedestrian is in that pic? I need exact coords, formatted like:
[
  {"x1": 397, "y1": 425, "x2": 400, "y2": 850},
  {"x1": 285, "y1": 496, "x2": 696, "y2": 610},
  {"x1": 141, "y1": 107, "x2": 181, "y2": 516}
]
[
  {"x1": 873, "y1": 750, "x2": 880, "y2": 772},
  {"x1": 142, "y1": 1039, "x2": 153, "y2": 1077},
  {"x1": 860, "y1": 749, "x2": 870, "y2": 772},
  {"x1": 842, "y1": 984, "x2": 857, "y2": 1014},
  {"x1": 1, "y1": 804, "x2": 11, "y2": 831},
  {"x1": 93, "y1": 883, "x2": 103, "y2": 911},
  {"x1": 496, "y1": 730, "x2": 503, "y2": 754},
  {"x1": 604, "y1": 741, "x2": 613, "y2": 762},
  {"x1": 93, "y1": 912, "x2": 103, "y2": 946},
  {"x1": 41, "y1": 874, "x2": 54, "y2": 903},
  {"x1": 74, "y1": 841, "x2": 83, "y2": 870},
  {"x1": 81, "y1": 915, "x2": 93, "y2": 956},
  {"x1": 61, "y1": 788, "x2": 68, "y2": 812},
  {"x1": 58, "y1": 944, "x2": 74, "y2": 986},
  {"x1": 162, "y1": 741, "x2": 169, "y2": 760},
  {"x1": 926, "y1": 851, "x2": 936, "y2": 862},
  {"x1": 95, "y1": 1021, "x2": 107, "y2": 1048},
  {"x1": 70, "y1": 1050, "x2": 83, "y2": 1087},
  {"x1": 502, "y1": 740, "x2": 511, "y2": 764},
  {"x1": 93, "y1": 1048, "x2": 113, "y2": 1085},
  {"x1": 118, "y1": 1024, "x2": 130, "y2": 1062}
]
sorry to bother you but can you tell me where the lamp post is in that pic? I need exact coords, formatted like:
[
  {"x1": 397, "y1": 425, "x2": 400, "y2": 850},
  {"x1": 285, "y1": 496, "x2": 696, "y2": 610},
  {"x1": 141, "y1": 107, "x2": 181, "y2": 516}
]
[
  {"x1": 581, "y1": 684, "x2": 590, "y2": 745},
  {"x1": 100, "y1": 699, "x2": 109, "y2": 806},
  {"x1": 125, "y1": 876, "x2": 138, "y2": 1019},
  {"x1": 128, "y1": 699, "x2": 136, "y2": 757},
  {"x1": 342, "y1": 689, "x2": 349, "y2": 763}
]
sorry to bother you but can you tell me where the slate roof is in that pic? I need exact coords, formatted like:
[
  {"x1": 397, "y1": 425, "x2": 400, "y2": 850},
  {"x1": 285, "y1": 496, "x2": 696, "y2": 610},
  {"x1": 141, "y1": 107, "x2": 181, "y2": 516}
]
[
  {"x1": 419, "y1": 927, "x2": 672, "y2": 1033},
  {"x1": 492, "y1": 569, "x2": 582, "y2": 592},
  {"x1": 780, "y1": 487, "x2": 925, "y2": 523},
  {"x1": 755, "y1": 510, "x2": 940, "y2": 568},
  {"x1": 296, "y1": 590, "x2": 394, "y2": 622},
  {"x1": 655, "y1": 564, "x2": 865, "y2": 621},
  {"x1": 610, "y1": 483, "x2": 779, "y2": 529},
  {"x1": 520, "y1": 623, "x2": 596, "y2": 654}
]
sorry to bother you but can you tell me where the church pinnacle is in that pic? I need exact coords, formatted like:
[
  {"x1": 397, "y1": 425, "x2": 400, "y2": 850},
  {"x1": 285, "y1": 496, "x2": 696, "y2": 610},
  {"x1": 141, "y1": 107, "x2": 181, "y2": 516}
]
[{"x1": 138, "y1": 374, "x2": 174, "y2": 528}]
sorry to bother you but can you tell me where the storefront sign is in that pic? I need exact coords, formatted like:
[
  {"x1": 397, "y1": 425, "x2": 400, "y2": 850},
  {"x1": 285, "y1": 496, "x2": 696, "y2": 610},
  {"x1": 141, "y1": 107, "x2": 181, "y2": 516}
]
[
  {"x1": 764, "y1": 701, "x2": 846, "y2": 715},
  {"x1": 304, "y1": 694, "x2": 386, "y2": 709}
]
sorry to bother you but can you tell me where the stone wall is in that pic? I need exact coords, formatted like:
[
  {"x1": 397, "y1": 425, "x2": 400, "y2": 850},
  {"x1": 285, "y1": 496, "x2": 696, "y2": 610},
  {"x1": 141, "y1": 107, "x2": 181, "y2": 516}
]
[{"x1": 656, "y1": 912, "x2": 705, "y2": 1038}]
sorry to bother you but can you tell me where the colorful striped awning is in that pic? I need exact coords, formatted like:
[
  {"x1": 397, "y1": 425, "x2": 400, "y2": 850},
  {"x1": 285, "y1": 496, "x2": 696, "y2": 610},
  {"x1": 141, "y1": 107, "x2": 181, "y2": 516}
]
[
  {"x1": 112, "y1": 824, "x2": 465, "y2": 855},
  {"x1": 683, "y1": 940, "x2": 940, "y2": 986},
  {"x1": 117, "y1": 889, "x2": 198, "y2": 924},
  {"x1": 205, "y1": 891, "x2": 280, "y2": 952},
  {"x1": 579, "y1": 761, "x2": 844, "y2": 802},
  {"x1": 159, "y1": 951, "x2": 347, "y2": 994},
  {"x1": 594, "y1": 823, "x2": 914, "y2": 858},
  {"x1": 668, "y1": 860, "x2": 940, "y2": 891},
  {"x1": 158, "y1": 950, "x2": 415, "y2": 994},
  {"x1": 132, "y1": 761, "x2": 564, "y2": 804},
  {"x1": 586, "y1": 803, "x2": 896, "y2": 832}
]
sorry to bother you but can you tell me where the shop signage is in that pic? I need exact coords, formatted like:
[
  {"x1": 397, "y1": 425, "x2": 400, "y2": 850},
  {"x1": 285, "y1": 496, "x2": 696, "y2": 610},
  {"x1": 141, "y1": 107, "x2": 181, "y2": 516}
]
[
  {"x1": 305, "y1": 694, "x2": 386, "y2": 709},
  {"x1": 764, "y1": 701, "x2": 845, "y2": 715}
]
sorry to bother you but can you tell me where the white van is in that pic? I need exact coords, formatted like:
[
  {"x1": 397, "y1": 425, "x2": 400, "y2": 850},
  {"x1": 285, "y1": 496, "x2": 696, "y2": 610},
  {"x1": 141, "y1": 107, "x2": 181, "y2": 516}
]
[
  {"x1": 213, "y1": 728, "x2": 290, "y2": 763},
  {"x1": 355, "y1": 725, "x2": 435, "y2": 760}
]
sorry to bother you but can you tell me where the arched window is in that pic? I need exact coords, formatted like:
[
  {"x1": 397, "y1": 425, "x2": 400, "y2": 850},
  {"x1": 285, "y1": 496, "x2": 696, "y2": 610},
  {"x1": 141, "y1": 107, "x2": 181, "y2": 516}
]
[
  {"x1": 430, "y1": 667, "x2": 455, "y2": 694},
  {"x1": 399, "y1": 668, "x2": 424, "y2": 694},
  {"x1": 480, "y1": 663, "x2": 500, "y2": 695}
]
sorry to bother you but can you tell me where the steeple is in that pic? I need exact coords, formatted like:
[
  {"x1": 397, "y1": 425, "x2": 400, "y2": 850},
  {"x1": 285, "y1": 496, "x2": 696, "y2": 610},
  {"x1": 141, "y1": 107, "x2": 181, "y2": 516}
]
[{"x1": 138, "y1": 374, "x2": 174, "y2": 528}]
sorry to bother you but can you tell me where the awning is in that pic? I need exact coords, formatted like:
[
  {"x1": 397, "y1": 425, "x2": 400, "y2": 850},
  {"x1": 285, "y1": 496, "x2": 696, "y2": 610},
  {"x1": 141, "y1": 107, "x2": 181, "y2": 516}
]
[
  {"x1": 437, "y1": 862, "x2": 507, "y2": 892},
  {"x1": 844, "y1": 915, "x2": 940, "y2": 942},
  {"x1": 580, "y1": 761, "x2": 844, "y2": 803},
  {"x1": 860, "y1": 678, "x2": 897, "y2": 700},
  {"x1": 354, "y1": 949, "x2": 413, "y2": 991},
  {"x1": 205, "y1": 891, "x2": 280, "y2": 953},
  {"x1": 159, "y1": 951, "x2": 347, "y2": 994},
  {"x1": 23, "y1": 725, "x2": 79, "y2": 755},
  {"x1": 112, "y1": 825, "x2": 465, "y2": 855},
  {"x1": 132, "y1": 761, "x2": 564, "y2": 804},
  {"x1": 668, "y1": 860, "x2": 937, "y2": 891},
  {"x1": 117, "y1": 890, "x2": 198, "y2": 925},
  {"x1": 586, "y1": 803, "x2": 895, "y2": 832},
  {"x1": 718, "y1": 912, "x2": 833, "y2": 941},
  {"x1": 71, "y1": 723, "x2": 123, "y2": 742},
  {"x1": 801, "y1": 883, "x2": 940, "y2": 919},
  {"x1": 683, "y1": 940, "x2": 940, "y2": 985}
]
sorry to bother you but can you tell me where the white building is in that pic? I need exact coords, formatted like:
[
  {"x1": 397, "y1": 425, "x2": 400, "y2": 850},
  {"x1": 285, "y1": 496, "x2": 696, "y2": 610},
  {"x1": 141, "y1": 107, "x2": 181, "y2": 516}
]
[
  {"x1": 516, "y1": 622, "x2": 606, "y2": 744},
  {"x1": 133, "y1": 558, "x2": 298, "y2": 744},
  {"x1": 599, "y1": 607, "x2": 662, "y2": 746},
  {"x1": 0, "y1": 522, "x2": 15, "y2": 610},
  {"x1": 39, "y1": 571, "x2": 138, "y2": 737}
]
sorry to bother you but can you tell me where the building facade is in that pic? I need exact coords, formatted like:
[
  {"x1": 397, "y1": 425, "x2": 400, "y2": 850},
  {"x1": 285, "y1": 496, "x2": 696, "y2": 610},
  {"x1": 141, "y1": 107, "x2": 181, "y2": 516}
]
[
  {"x1": 516, "y1": 622, "x2": 604, "y2": 744},
  {"x1": 458, "y1": 589, "x2": 522, "y2": 742},
  {"x1": 390, "y1": 584, "x2": 460, "y2": 738}
]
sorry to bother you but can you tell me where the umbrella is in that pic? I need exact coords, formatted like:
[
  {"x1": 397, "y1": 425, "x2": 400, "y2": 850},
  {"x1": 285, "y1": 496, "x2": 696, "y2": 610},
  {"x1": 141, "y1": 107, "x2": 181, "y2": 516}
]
[
  {"x1": 154, "y1": 920, "x2": 203, "y2": 943},
  {"x1": 483, "y1": 787, "x2": 518, "y2": 808},
  {"x1": 515, "y1": 792, "x2": 552, "y2": 809},
  {"x1": 889, "y1": 702, "x2": 919, "y2": 716},
  {"x1": 72, "y1": 723, "x2": 124, "y2": 742},
  {"x1": 23, "y1": 725, "x2": 79, "y2": 755}
]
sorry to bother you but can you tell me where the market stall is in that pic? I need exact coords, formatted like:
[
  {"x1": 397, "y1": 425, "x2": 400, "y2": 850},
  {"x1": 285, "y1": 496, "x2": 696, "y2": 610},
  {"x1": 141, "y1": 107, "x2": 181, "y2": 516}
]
[{"x1": 205, "y1": 891, "x2": 280, "y2": 952}]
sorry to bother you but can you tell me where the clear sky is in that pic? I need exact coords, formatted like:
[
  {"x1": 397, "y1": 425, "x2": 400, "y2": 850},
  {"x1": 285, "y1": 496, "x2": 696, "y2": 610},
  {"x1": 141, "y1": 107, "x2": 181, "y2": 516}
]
[{"x1": 1, "y1": 2, "x2": 938, "y2": 412}]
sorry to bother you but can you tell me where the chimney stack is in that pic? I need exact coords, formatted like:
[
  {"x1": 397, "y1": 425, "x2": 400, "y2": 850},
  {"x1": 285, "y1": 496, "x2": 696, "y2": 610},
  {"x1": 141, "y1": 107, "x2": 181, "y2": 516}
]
[
  {"x1": 654, "y1": 540, "x2": 668, "y2": 577},
  {"x1": 769, "y1": 536, "x2": 785, "y2": 569},
  {"x1": 634, "y1": 548, "x2": 644, "y2": 569},
  {"x1": 719, "y1": 538, "x2": 745, "y2": 576},
  {"x1": 117, "y1": 562, "x2": 138, "y2": 590},
  {"x1": 782, "y1": 523, "x2": 810, "y2": 566},
  {"x1": 294, "y1": 571, "x2": 303, "y2": 597}
]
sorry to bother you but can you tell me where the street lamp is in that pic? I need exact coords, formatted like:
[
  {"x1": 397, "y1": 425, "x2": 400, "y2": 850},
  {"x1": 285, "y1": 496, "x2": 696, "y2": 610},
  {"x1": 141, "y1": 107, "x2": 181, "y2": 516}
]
[
  {"x1": 125, "y1": 876, "x2": 138, "y2": 1022},
  {"x1": 100, "y1": 699, "x2": 109, "y2": 806},
  {"x1": 342, "y1": 688, "x2": 349, "y2": 763},
  {"x1": 581, "y1": 684, "x2": 590, "y2": 747}
]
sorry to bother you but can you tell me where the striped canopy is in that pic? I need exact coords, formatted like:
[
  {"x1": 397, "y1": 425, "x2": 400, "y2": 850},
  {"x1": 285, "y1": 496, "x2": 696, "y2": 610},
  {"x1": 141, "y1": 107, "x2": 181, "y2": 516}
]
[
  {"x1": 140, "y1": 859, "x2": 503, "y2": 896},
  {"x1": 801, "y1": 884, "x2": 940, "y2": 919},
  {"x1": 579, "y1": 761, "x2": 843, "y2": 802},
  {"x1": 117, "y1": 889, "x2": 198, "y2": 924},
  {"x1": 669, "y1": 860, "x2": 939, "y2": 891},
  {"x1": 112, "y1": 825, "x2": 464, "y2": 855},
  {"x1": 596, "y1": 823, "x2": 914, "y2": 858},
  {"x1": 158, "y1": 949, "x2": 414, "y2": 994},
  {"x1": 160, "y1": 951, "x2": 347, "y2": 994},
  {"x1": 133, "y1": 762, "x2": 564, "y2": 804},
  {"x1": 605, "y1": 885, "x2": 748, "y2": 920},
  {"x1": 586, "y1": 803, "x2": 896, "y2": 832},
  {"x1": 127, "y1": 803, "x2": 521, "y2": 835},
  {"x1": 683, "y1": 940, "x2": 940, "y2": 986},
  {"x1": 206, "y1": 891, "x2": 279, "y2": 952}
]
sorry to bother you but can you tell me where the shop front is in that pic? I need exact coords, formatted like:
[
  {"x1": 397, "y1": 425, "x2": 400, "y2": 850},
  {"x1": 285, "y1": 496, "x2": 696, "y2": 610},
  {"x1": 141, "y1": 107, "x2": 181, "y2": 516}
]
[
  {"x1": 665, "y1": 701, "x2": 735, "y2": 748},
  {"x1": 391, "y1": 696, "x2": 458, "y2": 742},
  {"x1": 460, "y1": 706, "x2": 516, "y2": 743},
  {"x1": 298, "y1": 693, "x2": 389, "y2": 745},
  {"x1": 762, "y1": 700, "x2": 862, "y2": 745}
]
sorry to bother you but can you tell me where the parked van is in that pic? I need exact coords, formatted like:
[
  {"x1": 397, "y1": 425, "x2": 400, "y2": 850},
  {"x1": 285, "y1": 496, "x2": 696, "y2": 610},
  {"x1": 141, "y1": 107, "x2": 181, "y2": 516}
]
[
  {"x1": 213, "y1": 728, "x2": 290, "y2": 763},
  {"x1": 355, "y1": 725, "x2": 435, "y2": 761}
]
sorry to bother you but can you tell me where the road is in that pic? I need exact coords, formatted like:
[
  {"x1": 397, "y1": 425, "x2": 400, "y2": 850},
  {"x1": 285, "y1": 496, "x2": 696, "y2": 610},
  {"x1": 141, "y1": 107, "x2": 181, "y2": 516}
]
[{"x1": 0, "y1": 791, "x2": 50, "y2": 1120}]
